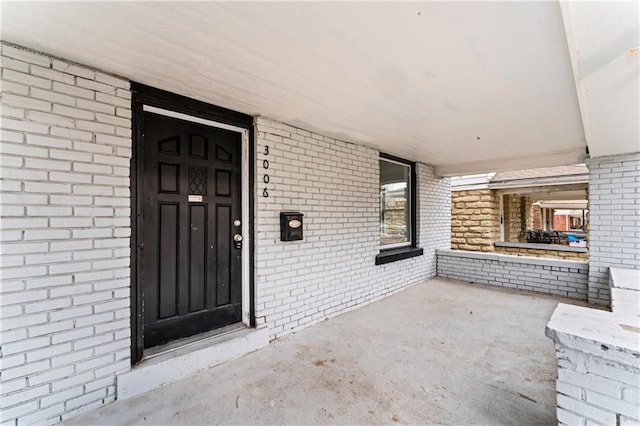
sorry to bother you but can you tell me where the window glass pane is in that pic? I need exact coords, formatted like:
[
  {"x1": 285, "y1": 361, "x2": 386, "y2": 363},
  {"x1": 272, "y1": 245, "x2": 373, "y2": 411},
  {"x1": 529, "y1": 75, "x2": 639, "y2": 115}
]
[{"x1": 380, "y1": 159, "x2": 410, "y2": 246}]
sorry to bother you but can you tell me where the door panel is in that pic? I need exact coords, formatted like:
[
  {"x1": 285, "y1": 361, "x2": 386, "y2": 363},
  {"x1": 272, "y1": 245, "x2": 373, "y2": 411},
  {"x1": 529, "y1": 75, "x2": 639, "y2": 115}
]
[
  {"x1": 189, "y1": 204, "x2": 206, "y2": 312},
  {"x1": 141, "y1": 111, "x2": 242, "y2": 348},
  {"x1": 158, "y1": 203, "x2": 178, "y2": 319}
]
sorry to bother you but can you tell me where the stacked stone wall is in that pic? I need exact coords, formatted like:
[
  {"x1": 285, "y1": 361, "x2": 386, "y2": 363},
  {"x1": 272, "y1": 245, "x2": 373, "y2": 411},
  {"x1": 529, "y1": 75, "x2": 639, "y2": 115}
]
[{"x1": 451, "y1": 189, "x2": 500, "y2": 252}]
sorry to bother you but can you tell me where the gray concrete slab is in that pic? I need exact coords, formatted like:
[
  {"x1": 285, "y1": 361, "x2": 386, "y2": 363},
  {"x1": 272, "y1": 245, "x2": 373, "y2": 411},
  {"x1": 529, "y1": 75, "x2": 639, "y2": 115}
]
[{"x1": 65, "y1": 278, "x2": 585, "y2": 425}]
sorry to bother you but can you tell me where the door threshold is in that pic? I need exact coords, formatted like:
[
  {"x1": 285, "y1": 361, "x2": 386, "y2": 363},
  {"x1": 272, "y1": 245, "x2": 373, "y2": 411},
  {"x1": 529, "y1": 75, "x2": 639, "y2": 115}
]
[
  {"x1": 143, "y1": 322, "x2": 247, "y2": 361},
  {"x1": 117, "y1": 325, "x2": 269, "y2": 401}
]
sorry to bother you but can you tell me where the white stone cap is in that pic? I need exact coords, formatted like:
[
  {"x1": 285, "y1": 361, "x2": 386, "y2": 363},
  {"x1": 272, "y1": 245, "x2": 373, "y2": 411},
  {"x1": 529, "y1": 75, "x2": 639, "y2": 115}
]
[
  {"x1": 545, "y1": 303, "x2": 640, "y2": 368},
  {"x1": 610, "y1": 267, "x2": 640, "y2": 291}
]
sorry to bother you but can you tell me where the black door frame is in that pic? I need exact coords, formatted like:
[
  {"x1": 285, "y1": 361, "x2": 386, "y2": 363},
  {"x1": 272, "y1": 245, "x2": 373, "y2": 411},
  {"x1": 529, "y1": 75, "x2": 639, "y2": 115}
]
[{"x1": 130, "y1": 83, "x2": 255, "y2": 364}]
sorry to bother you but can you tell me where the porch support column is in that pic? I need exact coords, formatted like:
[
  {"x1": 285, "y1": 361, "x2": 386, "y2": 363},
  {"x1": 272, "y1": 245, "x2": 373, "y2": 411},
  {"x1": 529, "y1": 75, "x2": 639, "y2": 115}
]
[{"x1": 586, "y1": 153, "x2": 640, "y2": 305}]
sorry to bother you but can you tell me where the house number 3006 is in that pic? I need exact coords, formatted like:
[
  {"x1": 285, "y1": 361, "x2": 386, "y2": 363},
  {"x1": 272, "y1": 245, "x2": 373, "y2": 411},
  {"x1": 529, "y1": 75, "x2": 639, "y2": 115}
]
[{"x1": 263, "y1": 145, "x2": 270, "y2": 197}]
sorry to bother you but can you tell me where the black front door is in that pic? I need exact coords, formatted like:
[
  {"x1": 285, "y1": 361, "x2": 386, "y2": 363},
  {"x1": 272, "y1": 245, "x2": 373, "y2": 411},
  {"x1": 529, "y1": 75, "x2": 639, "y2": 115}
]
[{"x1": 141, "y1": 111, "x2": 243, "y2": 348}]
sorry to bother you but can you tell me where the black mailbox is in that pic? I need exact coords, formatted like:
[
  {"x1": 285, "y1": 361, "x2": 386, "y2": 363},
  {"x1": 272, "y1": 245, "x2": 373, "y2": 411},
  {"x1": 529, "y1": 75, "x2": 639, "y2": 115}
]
[{"x1": 280, "y1": 212, "x2": 303, "y2": 241}]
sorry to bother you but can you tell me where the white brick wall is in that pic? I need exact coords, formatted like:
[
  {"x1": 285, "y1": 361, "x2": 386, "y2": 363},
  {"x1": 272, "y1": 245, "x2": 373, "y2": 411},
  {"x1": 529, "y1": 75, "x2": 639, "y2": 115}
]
[
  {"x1": 254, "y1": 116, "x2": 451, "y2": 340},
  {"x1": 547, "y1": 304, "x2": 640, "y2": 425},
  {"x1": 0, "y1": 43, "x2": 131, "y2": 425},
  {"x1": 586, "y1": 153, "x2": 640, "y2": 305},
  {"x1": 436, "y1": 249, "x2": 588, "y2": 299},
  {"x1": 1, "y1": 44, "x2": 452, "y2": 423}
]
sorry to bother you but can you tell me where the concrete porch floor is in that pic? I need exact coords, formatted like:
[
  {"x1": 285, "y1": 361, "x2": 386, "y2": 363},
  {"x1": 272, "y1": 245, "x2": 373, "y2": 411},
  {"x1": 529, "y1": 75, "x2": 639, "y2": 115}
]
[{"x1": 65, "y1": 278, "x2": 583, "y2": 425}]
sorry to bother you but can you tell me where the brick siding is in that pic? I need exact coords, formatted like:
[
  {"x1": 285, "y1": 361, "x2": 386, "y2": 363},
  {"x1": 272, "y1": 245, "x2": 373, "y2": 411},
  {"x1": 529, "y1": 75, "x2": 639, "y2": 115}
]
[
  {"x1": 0, "y1": 43, "x2": 132, "y2": 425},
  {"x1": 254, "y1": 117, "x2": 451, "y2": 340},
  {"x1": 1, "y1": 44, "x2": 453, "y2": 424},
  {"x1": 586, "y1": 153, "x2": 640, "y2": 305}
]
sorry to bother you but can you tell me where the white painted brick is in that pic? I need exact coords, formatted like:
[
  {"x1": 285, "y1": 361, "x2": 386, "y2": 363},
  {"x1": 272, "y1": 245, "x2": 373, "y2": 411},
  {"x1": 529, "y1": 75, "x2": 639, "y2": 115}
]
[
  {"x1": 2, "y1": 93, "x2": 51, "y2": 112},
  {"x1": 0, "y1": 266, "x2": 48, "y2": 281},
  {"x1": 72, "y1": 162, "x2": 112, "y2": 175},
  {"x1": 51, "y1": 348, "x2": 94, "y2": 368},
  {"x1": 50, "y1": 328, "x2": 94, "y2": 345},
  {"x1": 115, "y1": 107, "x2": 131, "y2": 119},
  {"x1": 51, "y1": 81, "x2": 93, "y2": 99},
  {"x1": 1, "y1": 217, "x2": 48, "y2": 229},
  {"x1": 586, "y1": 391, "x2": 639, "y2": 420},
  {"x1": 2, "y1": 45, "x2": 51, "y2": 67},
  {"x1": 116, "y1": 126, "x2": 132, "y2": 138},
  {"x1": 75, "y1": 119, "x2": 115, "y2": 134},
  {"x1": 94, "y1": 73, "x2": 128, "y2": 89},
  {"x1": 1, "y1": 79, "x2": 29, "y2": 96},
  {"x1": 76, "y1": 98, "x2": 115, "y2": 114},
  {"x1": 24, "y1": 297, "x2": 72, "y2": 314},
  {"x1": 0, "y1": 129, "x2": 25, "y2": 143},
  {"x1": 27, "y1": 207, "x2": 74, "y2": 219},
  {"x1": 116, "y1": 88, "x2": 131, "y2": 100},
  {"x1": 622, "y1": 387, "x2": 638, "y2": 404},
  {"x1": 48, "y1": 262, "x2": 91, "y2": 275},
  {"x1": 52, "y1": 104, "x2": 94, "y2": 120},
  {"x1": 26, "y1": 343, "x2": 72, "y2": 363},
  {"x1": 1, "y1": 117, "x2": 49, "y2": 134},
  {"x1": 2, "y1": 69, "x2": 51, "y2": 89},
  {"x1": 3, "y1": 103, "x2": 26, "y2": 118},
  {"x1": 95, "y1": 112, "x2": 129, "y2": 127},
  {"x1": 0, "y1": 385, "x2": 50, "y2": 409},
  {"x1": 0, "y1": 290, "x2": 47, "y2": 306},
  {"x1": 49, "y1": 195, "x2": 93, "y2": 206},
  {"x1": 0, "y1": 278, "x2": 25, "y2": 291},
  {"x1": 50, "y1": 126, "x2": 92, "y2": 141},
  {"x1": 25, "y1": 274, "x2": 72, "y2": 290},
  {"x1": 72, "y1": 228, "x2": 112, "y2": 239},
  {"x1": 0, "y1": 154, "x2": 23, "y2": 168},
  {"x1": 94, "y1": 359, "x2": 129, "y2": 377},
  {"x1": 72, "y1": 185, "x2": 113, "y2": 196},
  {"x1": 74, "y1": 270, "x2": 114, "y2": 283},
  {"x1": 0, "y1": 359, "x2": 49, "y2": 379},
  {"x1": 16, "y1": 403, "x2": 65, "y2": 426},
  {"x1": 73, "y1": 291, "x2": 113, "y2": 306},
  {"x1": 1, "y1": 142, "x2": 48, "y2": 158},
  {"x1": 76, "y1": 77, "x2": 115, "y2": 95},
  {"x1": 95, "y1": 133, "x2": 130, "y2": 147},
  {"x1": 24, "y1": 182, "x2": 71, "y2": 194},
  {"x1": 0, "y1": 179, "x2": 23, "y2": 192},
  {"x1": 0, "y1": 401, "x2": 39, "y2": 422},
  {"x1": 39, "y1": 386, "x2": 84, "y2": 409},
  {"x1": 26, "y1": 319, "x2": 74, "y2": 337},
  {"x1": 30, "y1": 87, "x2": 76, "y2": 106},
  {"x1": 0, "y1": 329, "x2": 27, "y2": 345},
  {"x1": 26, "y1": 134, "x2": 72, "y2": 149},
  {"x1": 0, "y1": 313, "x2": 47, "y2": 332},
  {"x1": 92, "y1": 154, "x2": 129, "y2": 167},
  {"x1": 1, "y1": 378, "x2": 27, "y2": 395},
  {"x1": 24, "y1": 157, "x2": 71, "y2": 171},
  {"x1": 0, "y1": 305, "x2": 23, "y2": 319},
  {"x1": 1, "y1": 52, "x2": 30, "y2": 72},
  {"x1": 587, "y1": 360, "x2": 640, "y2": 387},
  {"x1": 51, "y1": 61, "x2": 94, "y2": 79}
]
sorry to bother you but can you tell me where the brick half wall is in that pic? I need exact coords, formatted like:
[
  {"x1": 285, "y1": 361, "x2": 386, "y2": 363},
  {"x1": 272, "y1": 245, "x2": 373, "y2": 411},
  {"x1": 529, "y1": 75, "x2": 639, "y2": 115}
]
[{"x1": 436, "y1": 249, "x2": 588, "y2": 300}]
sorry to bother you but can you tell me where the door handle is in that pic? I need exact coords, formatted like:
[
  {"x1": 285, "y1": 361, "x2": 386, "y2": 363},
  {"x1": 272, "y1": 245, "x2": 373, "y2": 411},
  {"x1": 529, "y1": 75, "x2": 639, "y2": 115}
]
[{"x1": 233, "y1": 234, "x2": 243, "y2": 249}]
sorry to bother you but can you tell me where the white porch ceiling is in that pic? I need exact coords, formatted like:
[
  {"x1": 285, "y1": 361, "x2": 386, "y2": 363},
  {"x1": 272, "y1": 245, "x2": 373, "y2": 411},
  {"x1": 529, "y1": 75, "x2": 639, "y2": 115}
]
[{"x1": 1, "y1": 2, "x2": 637, "y2": 175}]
